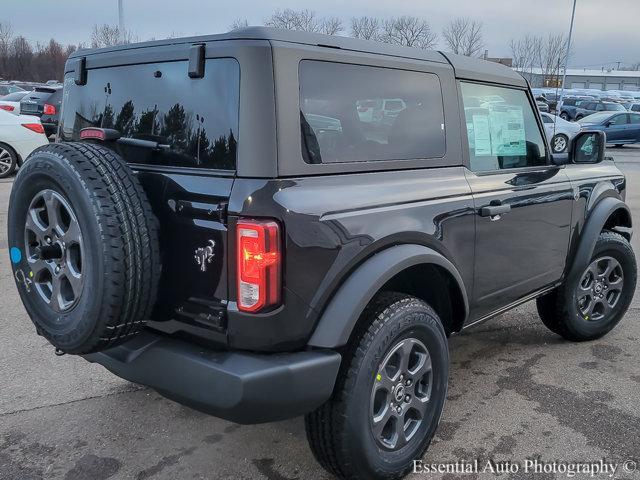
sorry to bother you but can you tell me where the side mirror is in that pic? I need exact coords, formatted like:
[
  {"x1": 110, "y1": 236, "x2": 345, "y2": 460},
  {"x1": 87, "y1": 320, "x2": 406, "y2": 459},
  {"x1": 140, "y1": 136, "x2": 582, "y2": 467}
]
[{"x1": 570, "y1": 130, "x2": 606, "y2": 164}]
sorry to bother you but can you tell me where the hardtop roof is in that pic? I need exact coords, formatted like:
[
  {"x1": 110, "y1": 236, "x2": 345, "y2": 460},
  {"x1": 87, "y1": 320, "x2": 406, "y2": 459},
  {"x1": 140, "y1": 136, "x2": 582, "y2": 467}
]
[{"x1": 69, "y1": 26, "x2": 526, "y2": 87}]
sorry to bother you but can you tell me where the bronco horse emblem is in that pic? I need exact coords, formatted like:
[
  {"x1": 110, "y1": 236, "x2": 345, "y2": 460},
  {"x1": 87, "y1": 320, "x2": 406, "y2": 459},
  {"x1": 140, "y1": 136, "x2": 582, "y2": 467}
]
[{"x1": 194, "y1": 240, "x2": 216, "y2": 272}]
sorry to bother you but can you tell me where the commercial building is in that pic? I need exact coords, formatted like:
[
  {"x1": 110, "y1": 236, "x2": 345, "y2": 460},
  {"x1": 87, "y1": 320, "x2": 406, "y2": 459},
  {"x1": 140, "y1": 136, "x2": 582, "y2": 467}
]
[{"x1": 519, "y1": 67, "x2": 640, "y2": 91}]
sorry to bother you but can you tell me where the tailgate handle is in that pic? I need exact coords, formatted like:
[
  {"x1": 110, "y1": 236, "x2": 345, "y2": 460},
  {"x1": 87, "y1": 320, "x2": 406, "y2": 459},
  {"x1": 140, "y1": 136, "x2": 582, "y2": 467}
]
[{"x1": 170, "y1": 199, "x2": 226, "y2": 221}]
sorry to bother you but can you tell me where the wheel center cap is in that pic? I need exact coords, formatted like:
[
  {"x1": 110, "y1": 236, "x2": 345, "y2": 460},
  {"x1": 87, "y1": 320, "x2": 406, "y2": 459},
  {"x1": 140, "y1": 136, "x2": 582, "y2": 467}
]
[
  {"x1": 394, "y1": 384, "x2": 405, "y2": 402},
  {"x1": 594, "y1": 282, "x2": 603, "y2": 294}
]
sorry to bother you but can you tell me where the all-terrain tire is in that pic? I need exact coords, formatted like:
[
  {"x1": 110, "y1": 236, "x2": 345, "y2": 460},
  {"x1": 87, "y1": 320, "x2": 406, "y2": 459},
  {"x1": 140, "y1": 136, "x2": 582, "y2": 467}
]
[
  {"x1": 536, "y1": 231, "x2": 636, "y2": 341},
  {"x1": 7, "y1": 142, "x2": 161, "y2": 354},
  {"x1": 305, "y1": 292, "x2": 449, "y2": 480}
]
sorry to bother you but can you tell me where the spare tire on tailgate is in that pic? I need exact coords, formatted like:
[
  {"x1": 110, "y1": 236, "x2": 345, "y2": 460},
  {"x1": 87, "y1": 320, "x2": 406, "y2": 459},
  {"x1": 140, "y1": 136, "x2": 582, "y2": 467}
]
[{"x1": 7, "y1": 142, "x2": 161, "y2": 354}]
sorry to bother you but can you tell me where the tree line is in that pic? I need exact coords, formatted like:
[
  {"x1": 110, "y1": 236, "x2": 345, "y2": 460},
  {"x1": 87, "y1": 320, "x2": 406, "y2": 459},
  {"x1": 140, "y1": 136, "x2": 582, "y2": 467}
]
[{"x1": 1, "y1": 9, "x2": 638, "y2": 84}]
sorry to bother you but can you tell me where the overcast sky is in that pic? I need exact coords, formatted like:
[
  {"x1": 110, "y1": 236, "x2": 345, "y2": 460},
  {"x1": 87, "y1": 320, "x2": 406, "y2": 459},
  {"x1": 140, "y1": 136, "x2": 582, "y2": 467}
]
[{"x1": 5, "y1": 0, "x2": 639, "y2": 68}]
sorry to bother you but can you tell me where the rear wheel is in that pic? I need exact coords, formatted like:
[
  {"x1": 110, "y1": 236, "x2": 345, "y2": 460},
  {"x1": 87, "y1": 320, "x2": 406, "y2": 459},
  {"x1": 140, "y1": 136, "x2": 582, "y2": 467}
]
[
  {"x1": 8, "y1": 142, "x2": 161, "y2": 354},
  {"x1": 551, "y1": 134, "x2": 569, "y2": 153},
  {"x1": 0, "y1": 143, "x2": 18, "y2": 178},
  {"x1": 537, "y1": 231, "x2": 636, "y2": 341},
  {"x1": 305, "y1": 293, "x2": 449, "y2": 480}
]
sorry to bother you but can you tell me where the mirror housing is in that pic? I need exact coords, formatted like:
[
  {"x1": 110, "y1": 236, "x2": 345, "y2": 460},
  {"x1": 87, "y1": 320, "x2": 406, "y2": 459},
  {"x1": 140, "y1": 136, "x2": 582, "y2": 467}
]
[
  {"x1": 551, "y1": 152, "x2": 570, "y2": 165},
  {"x1": 569, "y1": 130, "x2": 606, "y2": 164}
]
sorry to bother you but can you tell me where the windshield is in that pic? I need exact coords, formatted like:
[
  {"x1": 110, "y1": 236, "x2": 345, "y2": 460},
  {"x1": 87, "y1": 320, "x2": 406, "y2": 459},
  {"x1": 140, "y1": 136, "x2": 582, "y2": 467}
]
[{"x1": 579, "y1": 112, "x2": 614, "y2": 124}]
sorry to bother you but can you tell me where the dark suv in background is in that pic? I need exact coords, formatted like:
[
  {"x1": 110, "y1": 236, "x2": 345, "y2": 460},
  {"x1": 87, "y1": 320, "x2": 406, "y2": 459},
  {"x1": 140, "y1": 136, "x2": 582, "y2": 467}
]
[
  {"x1": 19, "y1": 85, "x2": 63, "y2": 137},
  {"x1": 560, "y1": 98, "x2": 627, "y2": 121},
  {"x1": 7, "y1": 28, "x2": 636, "y2": 480}
]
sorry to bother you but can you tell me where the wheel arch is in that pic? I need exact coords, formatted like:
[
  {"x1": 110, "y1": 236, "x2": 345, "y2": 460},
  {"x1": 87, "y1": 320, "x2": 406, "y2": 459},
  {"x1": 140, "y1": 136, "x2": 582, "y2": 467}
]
[
  {"x1": 307, "y1": 244, "x2": 469, "y2": 349},
  {"x1": 567, "y1": 196, "x2": 632, "y2": 283}
]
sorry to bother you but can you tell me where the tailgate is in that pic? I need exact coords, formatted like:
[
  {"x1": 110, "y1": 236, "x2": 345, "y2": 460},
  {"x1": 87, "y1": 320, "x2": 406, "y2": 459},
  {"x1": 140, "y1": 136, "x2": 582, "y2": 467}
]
[{"x1": 137, "y1": 171, "x2": 232, "y2": 341}]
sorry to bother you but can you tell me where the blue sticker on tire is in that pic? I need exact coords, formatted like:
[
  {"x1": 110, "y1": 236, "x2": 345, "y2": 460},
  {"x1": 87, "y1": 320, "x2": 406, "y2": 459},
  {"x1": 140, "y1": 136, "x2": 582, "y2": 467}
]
[{"x1": 10, "y1": 247, "x2": 22, "y2": 264}]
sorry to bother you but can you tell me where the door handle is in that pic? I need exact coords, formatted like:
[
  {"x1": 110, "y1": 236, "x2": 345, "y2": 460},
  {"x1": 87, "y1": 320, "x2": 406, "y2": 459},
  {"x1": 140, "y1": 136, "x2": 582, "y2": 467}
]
[{"x1": 480, "y1": 203, "x2": 511, "y2": 218}]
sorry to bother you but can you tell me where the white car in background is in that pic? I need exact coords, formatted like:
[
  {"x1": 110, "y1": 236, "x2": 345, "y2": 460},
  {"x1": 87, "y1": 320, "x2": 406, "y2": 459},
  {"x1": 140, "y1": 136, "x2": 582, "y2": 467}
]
[
  {"x1": 0, "y1": 91, "x2": 29, "y2": 115},
  {"x1": 0, "y1": 110, "x2": 49, "y2": 178},
  {"x1": 540, "y1": 112, "x2": 581, "y2": 153}
]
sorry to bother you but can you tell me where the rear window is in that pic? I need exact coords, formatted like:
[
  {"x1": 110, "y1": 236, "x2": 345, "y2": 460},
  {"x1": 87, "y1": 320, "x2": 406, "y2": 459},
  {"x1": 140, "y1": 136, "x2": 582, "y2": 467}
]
[
  {"x1": 2, "y1": 91, "x2": 28, "y2": 101},
  {"x1": 604, "y1": 103, "x2": 626, "y2": 111},
  {"x1": 299, "y1": 60, "x2": 445, "y2": 164},
  {"x1": 60, "y1": 58, "x2": 240, "y2": 170}
]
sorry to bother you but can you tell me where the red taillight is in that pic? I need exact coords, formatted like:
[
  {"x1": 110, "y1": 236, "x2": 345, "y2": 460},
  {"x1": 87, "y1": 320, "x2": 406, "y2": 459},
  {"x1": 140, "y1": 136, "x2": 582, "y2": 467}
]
[
  {"x1": 22, "y1": 123, "x2": 45, "y2": 134},
  {"x1": 237, "y1": 219, "x2": 281, "y2": 313},
  {"x1": 0, "y1": 105, "x2": 14, "y2": 112},
  {"x1": 80, "y1": 128, "x2": 106, "y2": 140},
  {"x1": 43, "y1": 103, "x2": 56, "y2": 115}
]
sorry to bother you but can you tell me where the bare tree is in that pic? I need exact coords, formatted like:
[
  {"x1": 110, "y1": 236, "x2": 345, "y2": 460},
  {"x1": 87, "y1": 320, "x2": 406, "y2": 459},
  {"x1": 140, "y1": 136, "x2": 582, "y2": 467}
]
[
  {"x1": 265, "y1": 9, "x2": 342, "y2": 35},
  {"x1": 265, "y1": 9, "x2": 317, "y2": 31},
  {"x1": 10, "y1": 36, "x2": 33, "y2": 79},
  {"x1": 229, "y1": 18, "x2": 249, "y2": 31},
  {"x1": 90, "y1": 24, "x2": 137, "y2": 48},
  {"x1": 536, "y1": 33, "x2": 570, "y2": 85},
  {"x1": 319, "y1": 17, "x2": 343, "y2": 35},
  {"x1": 380, "y1": 16, "x2": 437, "y2": 50},
  {"x1": 350, "y1": 16, "x2": 381, "y2": 40},
  {"x1": 510, "y1": 35, "x2": 543, "y2": 83},
  {"x1": 442, "y1": 17, "x2": 484, "y2": 57},
  {"x1": 0, "y1": 22, "x2": 13, "y2": 77}
]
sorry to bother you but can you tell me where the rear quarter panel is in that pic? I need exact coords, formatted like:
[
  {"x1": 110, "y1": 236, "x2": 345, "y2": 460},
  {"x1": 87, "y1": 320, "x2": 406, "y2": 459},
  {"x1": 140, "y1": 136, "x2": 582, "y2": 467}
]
[{"x1": 227, "y1": 168, "x2": 475, "y2": 350}]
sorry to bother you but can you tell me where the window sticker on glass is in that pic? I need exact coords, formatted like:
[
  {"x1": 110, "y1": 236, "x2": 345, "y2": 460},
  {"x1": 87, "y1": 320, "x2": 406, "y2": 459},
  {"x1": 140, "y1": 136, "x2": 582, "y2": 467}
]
[
  {"x1": 472, "y1": 114, "x2": 492, "y2": 156},
  {"x1": 488, "y1": 105, "x2": 526, "y2": 156}
]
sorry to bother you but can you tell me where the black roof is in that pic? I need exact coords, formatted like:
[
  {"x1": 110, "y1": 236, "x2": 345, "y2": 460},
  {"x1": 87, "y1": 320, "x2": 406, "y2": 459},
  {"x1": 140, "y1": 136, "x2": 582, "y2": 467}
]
[{"x1": 70, "y1": 26, "x2": 526, "y2": 87}]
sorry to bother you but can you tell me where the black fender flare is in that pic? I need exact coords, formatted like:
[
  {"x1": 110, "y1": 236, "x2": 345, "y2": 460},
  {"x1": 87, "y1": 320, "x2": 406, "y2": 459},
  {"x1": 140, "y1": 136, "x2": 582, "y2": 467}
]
[
  {"x1": 567, "y1": 197, "x2": 632, "y2": 283},
  {"x1": 307, "y1": 244, "x2": 469, "y2": 349}
]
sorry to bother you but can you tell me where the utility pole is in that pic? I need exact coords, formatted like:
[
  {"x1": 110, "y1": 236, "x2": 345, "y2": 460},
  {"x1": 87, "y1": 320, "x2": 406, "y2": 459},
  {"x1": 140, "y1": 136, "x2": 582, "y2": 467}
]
[
  {"x1": 555, "y1": 0, "x2": 577, "y2": 135},
  {"x1": 118, "y1": 0, "x2": 125, "y2": 43}
]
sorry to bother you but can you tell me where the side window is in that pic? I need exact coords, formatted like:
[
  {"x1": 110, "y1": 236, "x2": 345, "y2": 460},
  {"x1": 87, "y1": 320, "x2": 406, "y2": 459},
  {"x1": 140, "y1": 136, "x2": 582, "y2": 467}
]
[
  {"x1": 60, "y1": 59, "x2": 240, "y2": 170},
  {"x1": 460, "y1": 82, "x2": 547, "y2": 172},
  {"x1": 632, "y1": 105, "x2": 640, "y2": 112},
  {"x1": 299, "y1": 61, "x2": 445, "y2": 164},
  {"x1": 609, "y1": 114, "x2": 628, "y2": 125},
  {"x1": 541, "y1": 115, "x2": 553, "y2": 124},
  {"x1": 630, "y1": 113, "x2": 640, "y2": 124}
]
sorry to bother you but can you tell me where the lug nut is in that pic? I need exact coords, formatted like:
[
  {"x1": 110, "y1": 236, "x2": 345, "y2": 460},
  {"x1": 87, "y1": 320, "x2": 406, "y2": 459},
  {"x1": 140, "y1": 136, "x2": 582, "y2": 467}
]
[
  {"x1": 55, "y1": 266, "x2": 61, "y2": 274},
  {"x1": 405, "y1": 395, "x2": 411, "y2": 402},
  {"x1": 405, "y1": 379, "x2": 412, "y2": 386},
  {"x1": 399, "y1": 375, "x2": 404, "y2": 381},
  {"x1": 46, "y1": 237, "x2": 52, "y2": 244},
  {"x1": 396, "y1": 406, "x2": 402, "y2": 414}
]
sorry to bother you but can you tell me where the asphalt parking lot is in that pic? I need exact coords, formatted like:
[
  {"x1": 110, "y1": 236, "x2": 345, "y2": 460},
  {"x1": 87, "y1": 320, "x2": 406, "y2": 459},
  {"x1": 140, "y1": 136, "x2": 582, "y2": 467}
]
[{"x1": 1, "y1": 147, "x2": 640, "y2": 480}]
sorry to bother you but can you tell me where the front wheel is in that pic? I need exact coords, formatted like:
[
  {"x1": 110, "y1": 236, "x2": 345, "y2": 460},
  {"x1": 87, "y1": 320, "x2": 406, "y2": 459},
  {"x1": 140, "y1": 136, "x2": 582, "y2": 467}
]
[
  {"x1": 560, "y1": 112, "x2": 570, "y2": 121},
  {"x1": 537, "y1": 231, "x2": 636, "y2": 341},
  {"x1": 305, "y1": 293, "x2": 449, "y2": 480},
  {"x1": 551, "y1": 134, "x2": 569, "y2": 153}
]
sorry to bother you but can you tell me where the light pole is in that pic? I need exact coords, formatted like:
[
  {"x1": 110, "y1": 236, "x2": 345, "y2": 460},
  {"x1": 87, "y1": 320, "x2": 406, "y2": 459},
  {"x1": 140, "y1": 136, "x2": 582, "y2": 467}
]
[
  {"x1": 556, "y1": 0, "x2": 577, "y2": 129},
  {"x1": 118, "y1": 0, "x2": 125, "y2": 43}
]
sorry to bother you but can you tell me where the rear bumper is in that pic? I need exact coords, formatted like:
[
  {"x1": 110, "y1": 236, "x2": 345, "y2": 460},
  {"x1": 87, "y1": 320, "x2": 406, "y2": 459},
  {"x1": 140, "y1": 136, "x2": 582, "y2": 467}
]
[{"x1": 84, "y1": 331, "x2": 341, "y2": 424}]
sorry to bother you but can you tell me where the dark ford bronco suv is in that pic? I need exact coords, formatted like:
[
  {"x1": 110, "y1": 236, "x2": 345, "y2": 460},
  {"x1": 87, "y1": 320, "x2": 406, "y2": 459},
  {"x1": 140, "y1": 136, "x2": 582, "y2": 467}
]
[{"x1": 7, "y1": 28, "x2": 636, "y2": 480}]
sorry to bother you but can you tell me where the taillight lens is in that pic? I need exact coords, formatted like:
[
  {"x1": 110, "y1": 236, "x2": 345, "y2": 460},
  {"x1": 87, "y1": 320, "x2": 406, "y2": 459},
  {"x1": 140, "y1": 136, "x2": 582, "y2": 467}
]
[
  {"x1": 22, "y1": 123, "x2": 45, "y2": 134},
  {"x1": 43, "y1": 103, "x2": 56, "y2": 115},
  {"x1": 237, "y1": 219, "x2": 281, "y2": 313},
  {"x1": 0, "y1": 105, "x2": 14, "y2": 112}
]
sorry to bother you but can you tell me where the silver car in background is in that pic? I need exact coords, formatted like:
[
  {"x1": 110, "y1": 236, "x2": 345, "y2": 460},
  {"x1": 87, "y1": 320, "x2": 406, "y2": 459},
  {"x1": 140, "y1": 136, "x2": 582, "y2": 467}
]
[{"x1": 540, "y1": 112, "x2": 581, "y2": 153}]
